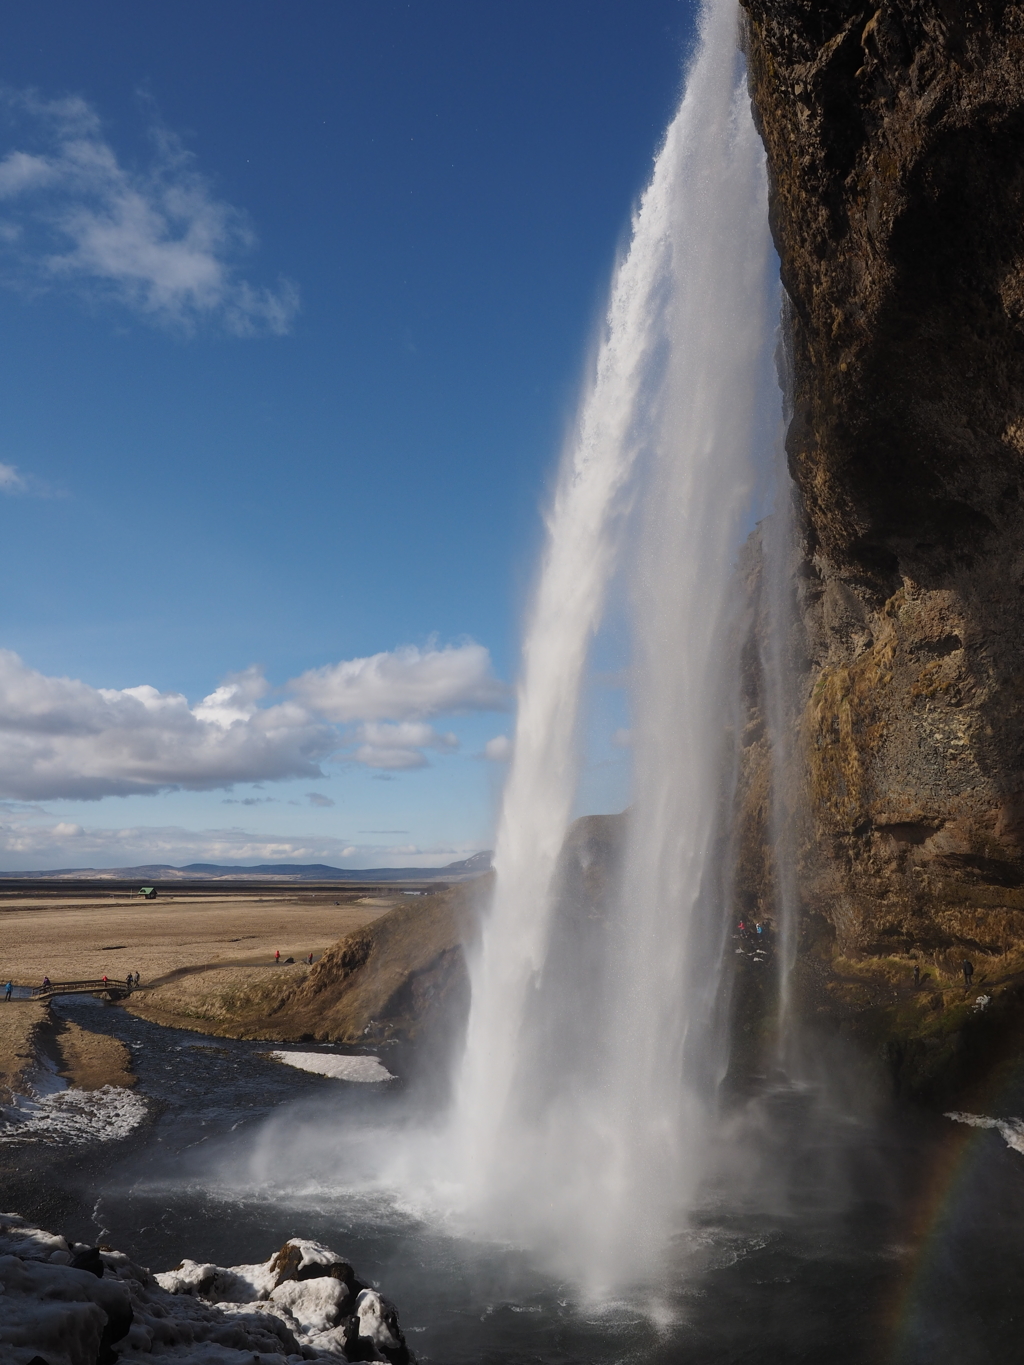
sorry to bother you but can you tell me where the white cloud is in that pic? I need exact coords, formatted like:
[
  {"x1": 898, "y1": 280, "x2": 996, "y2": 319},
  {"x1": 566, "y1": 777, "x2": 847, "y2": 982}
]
[
  {"x1": 0, "y1": 638, "x2": 510, "y2": 797},
  {"x1": 0, "y1": 461, "x2": 60, "y2": 498},
  {"x1": 351, "y1": 720, "x2": 459, "y2": 770},
  {"x1": 0, "y1": 89, "x2": 298, "y2": 335},
  {"x1": 0, "y1": 462, "x2": 25, "y2": 492},
  {"x1": 291, "y1": 642, "x2": 508, "y2": 724},
  {"x1": 483, "y1": 734, "x2": 512, "y2": 761},
  {"x1": 0, "y1": 649, "x2": 333, "y2": 800},
  {"x1": 191, "y1": 666, "x2": 268, "y2": 727},
  {"x1": 0, "y1": 640, "x2": 506, "y2": 800},
  {"x1": 0, "y1": 819, "x2": 482, "y2": 871},
  {"x1": 307, "y1": 792, "x2": 335, "y2": 808}
]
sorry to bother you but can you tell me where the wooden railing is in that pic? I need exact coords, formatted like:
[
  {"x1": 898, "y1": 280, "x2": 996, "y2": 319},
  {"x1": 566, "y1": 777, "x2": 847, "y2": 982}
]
[{"x1": 30, "y1": 978, "x2": 135, "y2": 998}]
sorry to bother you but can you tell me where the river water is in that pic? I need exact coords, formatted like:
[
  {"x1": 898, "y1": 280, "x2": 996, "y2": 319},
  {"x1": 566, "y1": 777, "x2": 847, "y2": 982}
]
[{"x1": 4, "y1": 992, "x2": 1024, "y2": 1365}]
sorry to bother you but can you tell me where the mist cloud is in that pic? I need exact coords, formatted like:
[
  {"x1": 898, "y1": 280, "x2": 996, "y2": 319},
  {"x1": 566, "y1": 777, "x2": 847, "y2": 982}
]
[{"x1": 0, "y1": 89, "x2": 298, "y2": 335}]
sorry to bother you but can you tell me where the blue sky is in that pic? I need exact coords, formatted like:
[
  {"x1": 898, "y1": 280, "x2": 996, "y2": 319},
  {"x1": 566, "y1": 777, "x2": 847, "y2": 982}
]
[{"x1": 0, "y1": 0, "x2": 696, "y2": 869}]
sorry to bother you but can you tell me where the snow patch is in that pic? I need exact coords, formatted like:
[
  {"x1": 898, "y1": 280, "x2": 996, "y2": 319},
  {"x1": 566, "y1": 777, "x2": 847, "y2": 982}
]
[
  {"x1": 946, "y1": 1110, "x2": 1024, "y2": 1155},
  {"x1": 0, "y1": 1086, "x2": 146, "y2": 1145},
  {"x1": 267, "y1": 1051, "x2": 393, "y2": 1083}
]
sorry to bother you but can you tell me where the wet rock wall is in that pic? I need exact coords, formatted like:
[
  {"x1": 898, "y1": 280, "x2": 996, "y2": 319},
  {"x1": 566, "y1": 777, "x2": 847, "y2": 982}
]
[{"x1": 735, "y1": 2, "x2": 1024, "y2": 1093}]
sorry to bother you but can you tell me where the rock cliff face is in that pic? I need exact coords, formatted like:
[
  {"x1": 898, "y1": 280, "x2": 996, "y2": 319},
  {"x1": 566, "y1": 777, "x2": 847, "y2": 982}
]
[
  {"x1": 263, "y1": 881, "x2": 476, "y2": 1053},
  {"x1": 736, "y1": 1, "x2": 1024, "y2": 1093}
]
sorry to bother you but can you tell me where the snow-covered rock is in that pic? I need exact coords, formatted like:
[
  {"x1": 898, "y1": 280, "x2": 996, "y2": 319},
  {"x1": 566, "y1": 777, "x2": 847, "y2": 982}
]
[
  {"x1": 0, "y1": 1216, "x2": 72, "y2": 1262},
  {"x1": 353, "y1": 1289, "x2": 407, "y2": 1361},
  {"x1": 154, "y1": 1257, "x2": 277, "y2": 1304},
  {"x1": 268, "y1": 1278, "x2": 352, "y2": 1336},
  {"x1": 0, "y1": 1212, "x2": 413, "y2": 1365},
  {"x1": 0, "y1": 1254, "x2": 132, "y2": 1365},
  {"x1": 155, "y1": 1237, "x2": 362, "y2": 1311}
]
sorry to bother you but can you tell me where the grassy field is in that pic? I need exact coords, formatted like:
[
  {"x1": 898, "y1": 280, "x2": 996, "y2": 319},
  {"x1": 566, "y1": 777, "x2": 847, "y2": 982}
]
[
  {"x1": 0, "y1": 886, "x2": 395, "y2": 990},
  {"x1": 0, "y1": 884, "x2": 403, "y2": 1051}
]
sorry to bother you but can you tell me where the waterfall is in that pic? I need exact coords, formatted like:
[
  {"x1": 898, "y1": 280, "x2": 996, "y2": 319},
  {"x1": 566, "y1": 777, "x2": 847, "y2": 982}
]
[
  {"x1": 760, "y1": 441, "x2": 803, "y2": 1054},
  {"x1": 452, "y1": 0, "x2": 780, "y2": 1290}
]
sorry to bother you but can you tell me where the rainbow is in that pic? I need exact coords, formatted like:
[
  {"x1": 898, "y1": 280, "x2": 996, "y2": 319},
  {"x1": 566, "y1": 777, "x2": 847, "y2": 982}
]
[{"x1": 883, "y1": 1077, "x2": 1024, "y2": 1361}]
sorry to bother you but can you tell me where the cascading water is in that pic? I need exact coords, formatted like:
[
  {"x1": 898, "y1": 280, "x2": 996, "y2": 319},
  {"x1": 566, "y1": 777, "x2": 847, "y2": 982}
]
[
  {"x1": 452, "y1": 0, "x2": 782, "y2": 1291},
  {"x1": 760, "y1": 439, "x2": 803, "y2": 1052}
]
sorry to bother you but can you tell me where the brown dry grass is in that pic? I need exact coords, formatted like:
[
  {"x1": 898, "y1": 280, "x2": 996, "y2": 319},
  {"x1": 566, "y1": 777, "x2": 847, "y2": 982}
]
[
  {"x1": 262, "y1": 886, "x2": 476, "y2": 1043},
  {"x1": 122, "y1": 884, "x2": 479, "y2": 1043},
  {"x1": 0, "y1": 890, "x2": 392, "y2": 986},
  {"x1": 54, "y1": 1020, "x2": 135, "y2": 1090},
  {"x1": 0, "y1": 1005, "x2": 136, "y2": 1101},
  {"x1": 0, "y1": 889, "x2": 395, "y2": 1038},
  {"x1": 0, "y1": 1002, "x2": 47, "y2": 1102}
]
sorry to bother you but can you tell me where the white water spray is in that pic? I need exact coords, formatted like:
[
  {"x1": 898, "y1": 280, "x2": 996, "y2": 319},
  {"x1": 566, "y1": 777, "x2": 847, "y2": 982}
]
[{"x1": 452, "y1": 0, "x2": 780, "y2": 1289}]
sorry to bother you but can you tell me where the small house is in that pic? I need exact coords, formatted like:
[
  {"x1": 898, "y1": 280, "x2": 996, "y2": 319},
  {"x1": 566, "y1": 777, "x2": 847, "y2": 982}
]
[{"x1": 139, "y1": 886, "x2": 157, "y2": 900}]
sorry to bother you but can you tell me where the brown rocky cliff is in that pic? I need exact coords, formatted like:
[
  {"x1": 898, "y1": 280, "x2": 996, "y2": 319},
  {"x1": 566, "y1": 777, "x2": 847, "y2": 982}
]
[
  {"x1": 247, "y1": 879, "x2": 482, "y2": 1047},
  {"x1": 737, "y1": 2, "x2": 1024, "y2": 1092}
]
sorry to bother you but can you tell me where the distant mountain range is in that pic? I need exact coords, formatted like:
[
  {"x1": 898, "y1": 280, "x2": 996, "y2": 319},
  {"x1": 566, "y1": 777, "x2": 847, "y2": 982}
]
[{"x1": 0, "y1": 851, "x2": 493, "y2": 882}]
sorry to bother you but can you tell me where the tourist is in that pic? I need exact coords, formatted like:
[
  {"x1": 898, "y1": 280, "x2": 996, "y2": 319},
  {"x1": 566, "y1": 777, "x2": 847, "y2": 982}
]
[
  {"x1": 913, "y1": 963, "x2": 920, "y2": 987},
  {"x1": 307, "y1": 952, "x2": 313, "y2": 965},
  {"x1": 963, "y1": 960, "x2": 974, "y2": 986},
  {"x1": 134, "y1": 971, "x2": 140, "y2": 986},
  {"x1": 4, "y1": 981, "x2": 11, "y2": 1001},
  {"x1": 126, "y1": 974, "x2": 133, "y2": 990},
  {"x1": 275, "y1": 949, "x2": 280, "y2": 963},
  {"x1": 42, "y1": 976, "x2": 50, "y2": 990}
]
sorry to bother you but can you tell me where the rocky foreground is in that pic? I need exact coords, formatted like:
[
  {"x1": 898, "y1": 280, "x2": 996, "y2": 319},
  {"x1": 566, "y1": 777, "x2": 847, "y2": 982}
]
[{"x1": 0, "y1": 1212, "x2": 411, "y2": 1365}]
